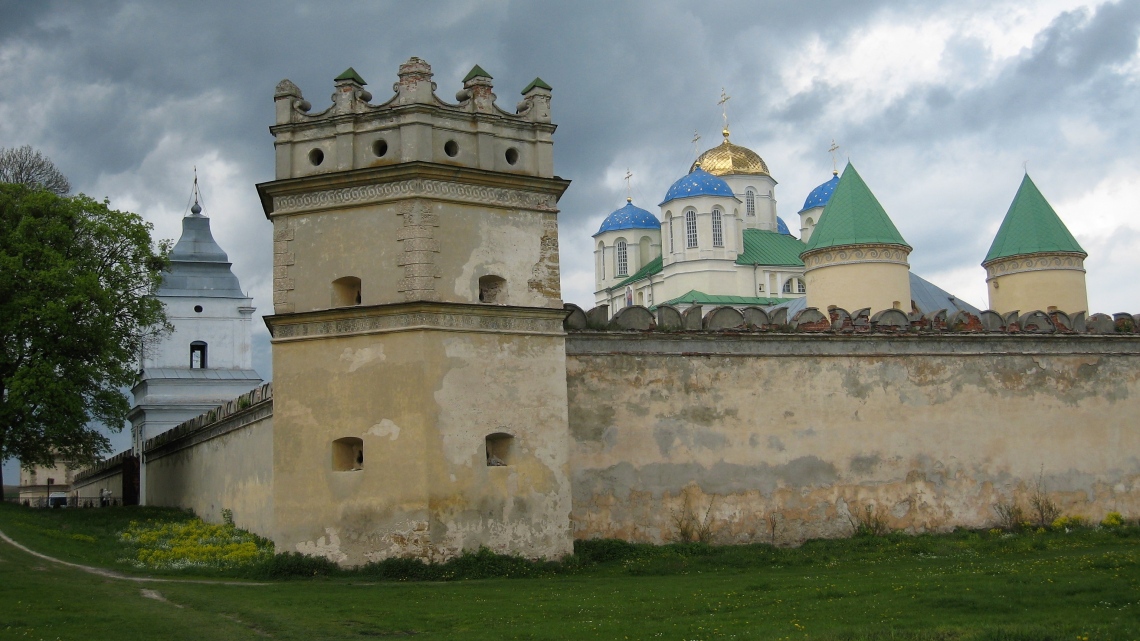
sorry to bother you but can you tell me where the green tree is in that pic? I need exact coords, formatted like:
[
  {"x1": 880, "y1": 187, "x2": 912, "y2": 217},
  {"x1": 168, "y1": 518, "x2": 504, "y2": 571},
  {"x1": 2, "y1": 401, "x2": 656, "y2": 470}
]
[{"x1": 0, "y1": 183, "x2": 169, "y2": 492}]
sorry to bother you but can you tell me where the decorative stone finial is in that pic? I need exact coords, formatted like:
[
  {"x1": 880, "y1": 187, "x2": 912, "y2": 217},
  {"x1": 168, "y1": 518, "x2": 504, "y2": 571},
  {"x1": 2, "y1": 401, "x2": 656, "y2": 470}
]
[
  {"x1": 394, "y1": 57, "x2": 436, "y2": 105},
  {"x1": 462, "y1": 64, "x2": 496, "y2": 113},
  {"x1": 518, "y1": 77, "x2": 552, "y2": 123}
]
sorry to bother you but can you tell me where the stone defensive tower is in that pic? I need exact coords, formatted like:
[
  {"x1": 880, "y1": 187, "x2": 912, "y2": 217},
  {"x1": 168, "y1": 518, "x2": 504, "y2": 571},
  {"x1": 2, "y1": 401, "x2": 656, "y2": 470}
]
[
  {"x1": 983, "y1": 174, "x2": 1088, "y2": 315},
  {"x1": 256, "y1": 58, "x2": 573, "y2": 563},
  {"x1": 801, "y1": 163, "x2": 912, "y2": 313}
]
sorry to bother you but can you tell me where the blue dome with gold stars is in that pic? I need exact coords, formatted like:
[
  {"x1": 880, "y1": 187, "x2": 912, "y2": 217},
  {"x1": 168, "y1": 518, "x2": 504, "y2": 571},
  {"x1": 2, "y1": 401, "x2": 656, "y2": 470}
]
[
  {"x1": 777, "y1": 216, "x2": 791, "y2": 235},
  {"x1": 799, "y1": 173, "x2": 840, "y2": 213},
  {"x1": 595, "y1": 199, "x2": 660, "y2": 236},
  {"x1": 660, "y1": 167, "x2": 736, "y2": 206}
]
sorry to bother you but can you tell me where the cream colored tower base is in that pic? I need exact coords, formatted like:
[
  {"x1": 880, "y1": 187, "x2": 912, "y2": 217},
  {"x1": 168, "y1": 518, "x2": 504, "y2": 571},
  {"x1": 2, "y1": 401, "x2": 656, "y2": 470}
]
[
  {"x1": 984, "y1": 252, "x2": 1088, "y2": 315},
  {"x1": 802, "y1": 244, "x2": 912, "y2": 313}
]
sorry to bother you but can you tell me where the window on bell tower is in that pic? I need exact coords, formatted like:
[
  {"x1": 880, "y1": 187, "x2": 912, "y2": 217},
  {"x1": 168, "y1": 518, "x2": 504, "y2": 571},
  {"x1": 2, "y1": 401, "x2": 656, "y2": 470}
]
[
  {"x1": 745, "y1": 189, "x2": 756, "y2": 216},
  {"x1": 712, "y1": 208, "x2": 724, "y2": 247},
  {"x1": 616, "y1": 239, "x2": 628, "y2": 276}
]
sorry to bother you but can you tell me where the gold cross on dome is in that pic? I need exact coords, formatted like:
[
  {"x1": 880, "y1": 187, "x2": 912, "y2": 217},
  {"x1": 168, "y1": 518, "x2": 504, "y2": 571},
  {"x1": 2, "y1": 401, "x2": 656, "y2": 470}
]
[
  {"x1": 624, "y1": 169, "x2": 633, "y2": 201},
  {"x1": 828, "y1": 140, "x2": 840, "y2": 174},
  {"x1": 718, "y1": 88, "x2": 731, "y2": 137},
  {"x1": 691, "y1": 131, "x2": 702, "y2": 159}
]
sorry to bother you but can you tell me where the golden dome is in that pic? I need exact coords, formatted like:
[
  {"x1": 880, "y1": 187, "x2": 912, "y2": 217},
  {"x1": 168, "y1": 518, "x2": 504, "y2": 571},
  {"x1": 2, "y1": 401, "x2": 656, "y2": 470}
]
[{"x1": 689, "y1": 130, "x2": 770, "y2": 177}]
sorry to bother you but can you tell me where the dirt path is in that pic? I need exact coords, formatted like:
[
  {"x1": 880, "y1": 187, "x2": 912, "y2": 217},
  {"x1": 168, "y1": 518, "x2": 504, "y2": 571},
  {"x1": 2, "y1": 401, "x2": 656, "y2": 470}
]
[{"x1": 0, "y1": 527, "x2": 267, "y2": 585}]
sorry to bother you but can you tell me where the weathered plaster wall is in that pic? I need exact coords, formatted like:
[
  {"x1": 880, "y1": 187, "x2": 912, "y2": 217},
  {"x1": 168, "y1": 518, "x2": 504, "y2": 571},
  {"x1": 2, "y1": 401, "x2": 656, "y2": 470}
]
[
  {"x1": 987, "y1": 263, "x2": 1088, "y2": 315},
  {"x1": 804, "y1": 258, "x2": 911, "y2": 313},
  {"x1": 72, "y1": 471, "x2": 123, "y2": 500},
  {"x1": 145, "y1": 414, "x2": 274, "y2": 535},
  {"x1": 269, "y1": 306, "x2": 573, "y2": 565},
  {"x1": 566, "y1": 332, "x2": 1140, "y2": 545}
]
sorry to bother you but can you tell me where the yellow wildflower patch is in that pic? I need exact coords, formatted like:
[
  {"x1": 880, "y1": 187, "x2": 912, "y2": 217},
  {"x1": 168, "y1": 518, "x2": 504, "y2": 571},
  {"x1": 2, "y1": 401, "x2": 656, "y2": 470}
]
[{"x1": 119, "y1": 517, "x2": 273, "y2": 570}]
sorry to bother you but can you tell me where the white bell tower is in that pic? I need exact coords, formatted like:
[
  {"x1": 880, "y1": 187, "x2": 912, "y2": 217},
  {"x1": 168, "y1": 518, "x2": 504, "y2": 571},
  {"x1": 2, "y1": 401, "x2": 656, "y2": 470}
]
[{"x1": 129, "y1": 180, "x2": 263, "y2": 503}]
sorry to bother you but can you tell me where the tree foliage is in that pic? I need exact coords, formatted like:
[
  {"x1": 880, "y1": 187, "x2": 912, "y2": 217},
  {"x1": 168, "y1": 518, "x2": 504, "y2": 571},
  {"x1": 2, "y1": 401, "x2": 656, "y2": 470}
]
[
  {"x1": 0, "y1": 183, "x2": 169, "y2": 472},
  {"x1": 0, "y1": 146, "x2": 71, "y2": 196}
]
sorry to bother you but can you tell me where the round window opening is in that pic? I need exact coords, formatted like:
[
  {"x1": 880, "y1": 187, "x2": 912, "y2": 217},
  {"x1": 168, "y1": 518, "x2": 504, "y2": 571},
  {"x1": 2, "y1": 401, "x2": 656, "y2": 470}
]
[
  {"x1": 505, "y1": 148, "x2": 519, "y2": 165},
  {"x1": 372, "y1": 139, "x2": 388, "y2": 157},
  {"x1": 194, "y1": 305, "x2": 203, "y2": 313},
  {"x1": 308, "y1": 148, "x2": 324, "y2": 166},
  {"x1": 444, "y1": 140, "x2": 459, "y2": 157}
]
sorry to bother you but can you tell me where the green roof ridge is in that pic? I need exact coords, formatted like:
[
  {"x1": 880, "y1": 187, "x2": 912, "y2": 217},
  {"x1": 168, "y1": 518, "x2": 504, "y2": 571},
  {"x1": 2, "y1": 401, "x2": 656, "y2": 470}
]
[
  {"x1": 463, "y1": 64, "x2": 492, "y2": 82},
  {"x1": 334, "y1": 67, "x2": 367, "y2": 85},
  {"x1": 660, "y1": 290, "x2": 794, "y2": 307},
  {"x1": 736, "y1": 229, "x2": 807, "y2": 267},
  {"x1": 802, "y1": 163, "x2": 909, "y2": 254},
  {"x1": 983, "y1": 174, "x2": 1085, "y2": 264},
  {"x1": 615, "y1": 255, "x2": 662, "y2": 288},
  {"x1": 522, "y1": 77, "x2": 552, "y2": 94}
]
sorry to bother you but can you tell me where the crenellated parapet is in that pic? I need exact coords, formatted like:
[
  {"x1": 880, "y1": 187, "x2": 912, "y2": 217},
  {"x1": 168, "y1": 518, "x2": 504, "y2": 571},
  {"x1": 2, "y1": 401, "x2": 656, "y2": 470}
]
[
  {"x1": 269, "y1": 57, "x2": 556, "y2": 181},
  {"x1": 564, "y1": 303, "x2": 1140, "y2": 336}
]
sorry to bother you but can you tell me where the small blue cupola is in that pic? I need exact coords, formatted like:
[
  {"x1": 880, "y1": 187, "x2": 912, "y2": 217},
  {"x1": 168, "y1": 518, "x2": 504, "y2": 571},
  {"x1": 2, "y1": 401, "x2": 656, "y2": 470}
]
[
  {"x1": 799, "y1": 173, "x2": 840, "y2": 212},
  {"x1": 659, "y1": 167, "x2": 736, "y2": 206},
  {"x1": 595, "y1": 199, "x2": 661, "y2": 236},
  {"x1": 776, "y1": 216, "x2": 791, "y2": 235}
]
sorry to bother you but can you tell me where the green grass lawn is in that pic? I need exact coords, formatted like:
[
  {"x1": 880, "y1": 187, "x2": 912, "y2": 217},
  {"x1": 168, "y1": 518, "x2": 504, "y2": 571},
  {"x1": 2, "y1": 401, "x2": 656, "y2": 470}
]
[{"x1": 1, "y1": 502, "x2": 1137, "y2": 640}]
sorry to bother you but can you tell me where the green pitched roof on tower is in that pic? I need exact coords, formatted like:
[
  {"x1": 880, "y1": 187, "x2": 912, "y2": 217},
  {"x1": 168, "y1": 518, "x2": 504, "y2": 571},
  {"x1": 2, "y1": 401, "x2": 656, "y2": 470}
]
[
  {"x1": 983, "y1": 174, "x2": 1086, "y2": 264},
  {"x1": 802, "y1": 163, "x2": 909, "y2": 254},
  {"x1": 522, "y1": 77, "x2": 552, "y2": 94},
  {"x1": 334, "y1": 67, "x2": 367, "y2": 85},
  {"x1": 463, "y1": 64, "x2": 492, "y2": 82}
]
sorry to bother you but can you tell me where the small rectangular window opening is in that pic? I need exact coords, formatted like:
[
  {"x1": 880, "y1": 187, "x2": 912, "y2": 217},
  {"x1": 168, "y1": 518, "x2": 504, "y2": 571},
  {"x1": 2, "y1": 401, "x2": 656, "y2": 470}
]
[
  {"x1": 190, "y1": 341, "x2": 207, "y2": 369},
  {"x1": 486, "y1": 433, "x2": 513, "y2": 466},
  {"x1": 332, "y1": 437, "x2": 364, "y2": 471},
  {"x1": 479, "y1": 275, "x2": 506, "y2": 304}
]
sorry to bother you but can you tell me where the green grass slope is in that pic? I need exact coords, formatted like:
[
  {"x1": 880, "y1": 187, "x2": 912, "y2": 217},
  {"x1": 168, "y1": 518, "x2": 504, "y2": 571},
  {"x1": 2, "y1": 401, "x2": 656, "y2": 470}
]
[{"x1": 1, "y1": 502, "x2": 1138, "y2": 640}]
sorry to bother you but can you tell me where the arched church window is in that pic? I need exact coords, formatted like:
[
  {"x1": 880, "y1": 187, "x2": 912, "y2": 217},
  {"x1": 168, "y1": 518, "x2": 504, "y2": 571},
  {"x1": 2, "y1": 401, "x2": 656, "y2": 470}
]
[
  {"x1": 783, "y1": 278, "x2": 806, "y2": 294},
  {"x1": 668, "y1": 213, "x2": 674, "y2": 253},
  {"x1": 685, "y1": 210, "x2": 698, "y2": 249},
  {"x1": 616, "y1": 239, "x2": 628, "y2": 276},
  {"x1": 745, "y1": 189, "x2": 756, "y2": 216},
  {"x1": 711, "y1": 208, "x2": 724, "y2": 247},
  {"x1": 190, "y1": 341, "x2": 207, "y2": 369},
  {"x1": 598, "y1": 242, "x2": 605, "y2": 279}
]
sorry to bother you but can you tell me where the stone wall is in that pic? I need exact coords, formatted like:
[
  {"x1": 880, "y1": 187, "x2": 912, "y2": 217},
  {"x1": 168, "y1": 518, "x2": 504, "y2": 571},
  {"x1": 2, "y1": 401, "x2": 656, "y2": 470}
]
[
  {"x1": 566, "y1": 323, "x2": 1140, "y2": 545},
  {"x1": 143, "y1": 384, "x2": 275, "y2": 534}
]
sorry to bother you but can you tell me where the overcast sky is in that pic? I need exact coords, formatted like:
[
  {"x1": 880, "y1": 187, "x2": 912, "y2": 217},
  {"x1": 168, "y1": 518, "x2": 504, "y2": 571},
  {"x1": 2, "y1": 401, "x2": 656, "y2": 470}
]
[{"x1": 3, "y1": 0, "x2": 1139, "y2": 477}]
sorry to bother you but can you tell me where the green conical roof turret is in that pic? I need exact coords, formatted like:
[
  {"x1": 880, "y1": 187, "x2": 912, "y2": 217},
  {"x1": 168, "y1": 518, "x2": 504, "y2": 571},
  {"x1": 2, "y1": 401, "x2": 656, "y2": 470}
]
[
  {"x1": 463, "y1": 64, "x2": 492, "y2": 82},
  {"x1": 983, "y1": 174, "x2": 1085, "y2": 264},
  {"x1": 522, "y1": 77, "x2": 552, "y2": 94},
  {"x1": 334, "y1": 67, "x2": 367, "y2": 85},
  {"x1": 802, "y1": 162, "x2": 909, "y2": 254}
]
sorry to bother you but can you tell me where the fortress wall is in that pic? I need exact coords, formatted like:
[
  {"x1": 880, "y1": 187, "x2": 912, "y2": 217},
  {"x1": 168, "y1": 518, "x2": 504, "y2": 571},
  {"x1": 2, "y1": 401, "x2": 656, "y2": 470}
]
[
  {"x1": 566, "y1": 332, "x2": 1140, "y2": 545},
  {"x1": 143, "y1": 385, "x2": 275, "y2": 535},
  {"x1": 71, "y1": 455, "x2": 125, "y2": 500}
]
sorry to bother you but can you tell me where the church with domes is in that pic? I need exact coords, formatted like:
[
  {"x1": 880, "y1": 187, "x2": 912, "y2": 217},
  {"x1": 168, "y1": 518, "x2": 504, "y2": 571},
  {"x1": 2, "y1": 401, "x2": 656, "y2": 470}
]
[{"x1": 593, "y1": 128, "x2": 990, "y2": 318}]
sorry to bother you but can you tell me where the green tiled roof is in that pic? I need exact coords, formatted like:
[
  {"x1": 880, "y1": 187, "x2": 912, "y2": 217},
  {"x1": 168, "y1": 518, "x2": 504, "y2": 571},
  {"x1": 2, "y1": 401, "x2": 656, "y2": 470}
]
[
  {"x1": 983, "y1": 174, "x2": 1086, "y2": 264},
  {"x1": 522, "y1": 77, "x2": 552, "y2": 94},
  {"x1": 463, "y1": 64, "x2": 492, "y2": 82},
  {"x1": 334, "y1": 67, "x2": 366, "y2": 85},
  {"x1": 661, "y1": 290, "x2": 794, "y2": 307},
  {"x1": 802, "y1": 163, "x2": 909, "y2": 253},
  {"x1": 615, "y1": 255, "x2": 662, "y2": 288},
  {"x1": 736, "y1": 229, "x2": 807, "y2": 267}
]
